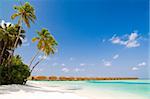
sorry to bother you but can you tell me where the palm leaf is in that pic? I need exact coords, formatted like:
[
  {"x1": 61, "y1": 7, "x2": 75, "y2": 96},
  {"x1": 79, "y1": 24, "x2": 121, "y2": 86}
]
[
  {"x1": 32, "y1": 37, "x2": 39, "y2": 42},
  {"x1": 23, "y1": 16, "x2": 30, "y2": 28},
  {"x1": 11, "y1": 13, "x2": 20, "y2": 20}
]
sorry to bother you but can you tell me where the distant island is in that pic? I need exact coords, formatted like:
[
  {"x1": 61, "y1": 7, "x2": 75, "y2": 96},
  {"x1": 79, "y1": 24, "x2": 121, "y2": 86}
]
[{"x1": 28, "y1": 76, "x2": 139, "y2": 81}]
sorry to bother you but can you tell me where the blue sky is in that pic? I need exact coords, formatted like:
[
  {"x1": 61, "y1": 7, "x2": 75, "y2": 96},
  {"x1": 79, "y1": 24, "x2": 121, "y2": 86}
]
[{"x1": 0, "y1": 0, "x2": 149, "y2": 78}]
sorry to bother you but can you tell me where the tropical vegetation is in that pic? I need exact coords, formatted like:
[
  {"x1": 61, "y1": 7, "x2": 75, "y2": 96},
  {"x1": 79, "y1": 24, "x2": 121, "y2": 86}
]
[
  {"x1": 30, "y1": 28, "x2": 57, "y2": 73},
  {"x1": 0, "y1": 2, "x2": 57, "y2": 85}
]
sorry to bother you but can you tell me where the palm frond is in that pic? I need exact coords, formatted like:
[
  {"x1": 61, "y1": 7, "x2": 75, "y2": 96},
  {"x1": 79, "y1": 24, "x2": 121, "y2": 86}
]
[
  {"x1": 32, "y1": 37, "x2": 39, "y2": 42},
  {"x1": 11, "y1": 13, "x2": 20, "y2": 20}
]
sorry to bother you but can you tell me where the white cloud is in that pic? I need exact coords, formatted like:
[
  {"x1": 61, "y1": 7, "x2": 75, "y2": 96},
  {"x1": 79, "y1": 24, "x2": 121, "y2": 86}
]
[
  {"x1": 69, "y1": 57, "x2": 74, "y2": 61},
  {"x1": 102, "y1": 54, "x2": 119, "y2": 66},
  {"x1": 113, "y1": 54, "x2": 119, "y2": 59},
  {"x1": 138, "y1": 62, "x2": 146, "y2": 66},
  {"x1": 126, "y1": 40, "x2": 140, "y2": 48},
  {"x1": 129, "y1": 32, "x2": 138, "y2": 41},
  {"x1": 132, "y1": 67, "x2": 139, "y2": 71},
  {"x1": 61, "y1": 63, "x2": 65, "y2": 66},
  {"x1": 130, "y1": 62, "x2": 146, "y2": 71},
  {"x1": 74, "y1": 68, "x2": 84, "y2": 72},
  {"x1": 62, "y1": 68, "x2": 69, "y2": 72},
  {"x1": 102, "y1": 60, "x2": 112, "y2": 66},
  {"x1": 38, "y1": 55, "x2": 48, "y2": 60},
  {"x1": 111, "y1": 36, "x2": 122, "y2": 44},
  {"x1": 80, "y1": 63, "x2": 85, "y2": 66},
  {"x1": 110, "y1": 32, "x2": 140, "y2": 48},
  {"x1": 104, "y1": 62, "x2": 111, "y2": 66}
]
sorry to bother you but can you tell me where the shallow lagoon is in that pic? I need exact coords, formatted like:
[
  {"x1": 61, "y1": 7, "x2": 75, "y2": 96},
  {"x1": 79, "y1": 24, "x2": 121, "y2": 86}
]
[{"x1": 35, "y1": 80, "x2": 150, "y2": 99}]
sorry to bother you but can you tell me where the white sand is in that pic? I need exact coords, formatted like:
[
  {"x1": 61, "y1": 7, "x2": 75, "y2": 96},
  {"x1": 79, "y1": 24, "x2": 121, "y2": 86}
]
[
  {"x1": 0, "y1": 81, "x2": 146, "y2": 99},
  {"x1": 0, "y1": 90, "x2": 89, "y2": 99},
  {"x1": 0, "y1": 81, "x2": 89, "y2": 99},
  {"x1": 75, "y1": 89, "x2": 146, "y2": 99}
]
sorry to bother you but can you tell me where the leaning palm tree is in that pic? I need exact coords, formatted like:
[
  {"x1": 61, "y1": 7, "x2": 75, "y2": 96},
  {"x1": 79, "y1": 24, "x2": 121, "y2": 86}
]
[
  {"x1": 7, "y1": 2, "x2": 36, "y2": 64},
  {"x1": 30, "y1": 28, "x2": 57, "y2": 73}
]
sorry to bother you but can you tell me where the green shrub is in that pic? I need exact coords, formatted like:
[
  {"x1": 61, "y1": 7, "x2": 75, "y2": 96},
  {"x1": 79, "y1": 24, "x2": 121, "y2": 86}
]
[
  {"x1": 12, "y1": 64, "x2": 30, "y2": 84},
  {"x1": 0, "y1": 55, "x2": 30, "y2": 85}
]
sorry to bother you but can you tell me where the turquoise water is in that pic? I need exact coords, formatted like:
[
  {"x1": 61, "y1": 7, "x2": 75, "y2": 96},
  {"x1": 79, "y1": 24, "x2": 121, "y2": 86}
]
[
  {"x1": 34, "y1": 80, "x2": 150, "y2": 99},
  {"x1": 87, "y1": 80, "x2": 150, "y2": 97}
]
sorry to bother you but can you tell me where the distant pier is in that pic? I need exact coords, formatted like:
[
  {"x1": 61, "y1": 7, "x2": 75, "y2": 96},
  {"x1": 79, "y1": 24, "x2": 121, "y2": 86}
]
[{"x1": 28, "y1": 76, "x2": 139, "y2": 81}]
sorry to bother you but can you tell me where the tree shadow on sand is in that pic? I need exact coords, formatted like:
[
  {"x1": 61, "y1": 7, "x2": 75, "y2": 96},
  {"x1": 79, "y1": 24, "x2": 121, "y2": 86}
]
[{"x1": 0, "y1": 81, "x2": 75, "y2": 95}]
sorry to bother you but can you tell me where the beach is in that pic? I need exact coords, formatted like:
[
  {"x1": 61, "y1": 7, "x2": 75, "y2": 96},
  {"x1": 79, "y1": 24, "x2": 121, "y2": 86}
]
[
  {"x1": 0, "y1": 80, "x2": 149, "y2": 99},
  {"x1": 0, "y1": 1, "x2": 149, "y2": 99},
  {"x1": 0, "y1": 81, "x2": 88, "y2": 99}
]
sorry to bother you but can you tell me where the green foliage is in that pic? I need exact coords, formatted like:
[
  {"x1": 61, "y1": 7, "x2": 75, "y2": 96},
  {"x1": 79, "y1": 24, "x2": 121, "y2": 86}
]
[
  {"x1": 0, "y1": 55, "x2": 30, "y2": 85},
  {"x1": 32, "y1": 28, "x2": 58, "y2": 56},
  {"x1": 30, "y1": 28, "x2": 57, "y2": 73},
  {"x1": 10, "y1": 64, "x2": 30, "y2": 84},
  {"x1": 11, "y1": 55, "x2": 23, "y2": 65},
  {"x1": 0, "y1": 1, "x2": 58, "y2": 85},
  {"x1": 0, "y1": 23, "x2": 25, "y2": 65},
  {"x1": 11, "y1": 2, "x2": 36, "y2": 28},
  {"x1": 0, "y1": 2, "x2": 36, "y2": 85}
]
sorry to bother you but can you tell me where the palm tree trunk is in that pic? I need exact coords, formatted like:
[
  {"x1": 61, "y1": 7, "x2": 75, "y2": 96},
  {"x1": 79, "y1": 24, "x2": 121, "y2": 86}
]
[
  {"x1": 30, "y1": 57, "x2": 45, "y2": 74},
  {"x1": 0, "y1": 42, "x2": 7, "y2": 64},
  {"x1": 13, "y1": 18, "x2": 22, "y2": 51},
  {"x1": 29, "y1": 50, "x2": 40, "y2": 67}
]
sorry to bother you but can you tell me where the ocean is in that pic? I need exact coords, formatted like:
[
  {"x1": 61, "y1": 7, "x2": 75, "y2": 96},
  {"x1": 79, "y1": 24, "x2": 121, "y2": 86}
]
[{"x1": 35, "y1": 80, "x2": 150, "y2": 99}]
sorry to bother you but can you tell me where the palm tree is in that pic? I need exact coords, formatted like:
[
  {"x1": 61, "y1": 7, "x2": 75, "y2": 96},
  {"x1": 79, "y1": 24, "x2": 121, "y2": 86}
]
[
  {"x1": 7, "y1": 2, "x2": 36, "y2": 64},
  {"x1": 0, "y1": 21, "x2": 15, "y2": 64},
  {"x1": 0, "y1": 20, "x2": 25, "y2": 65},
  {"x1": 11, "y1": 2, "x2": 36, "y2": 28},
  {"x1": 30, "y1": 28, "x2": 57, "y2": 73}
]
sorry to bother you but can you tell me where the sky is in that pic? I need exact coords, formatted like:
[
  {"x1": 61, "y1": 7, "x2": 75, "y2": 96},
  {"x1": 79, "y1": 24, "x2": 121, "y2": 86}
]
[{"x1": 0, "y1": 0, "x2": 149, "y2": 79}]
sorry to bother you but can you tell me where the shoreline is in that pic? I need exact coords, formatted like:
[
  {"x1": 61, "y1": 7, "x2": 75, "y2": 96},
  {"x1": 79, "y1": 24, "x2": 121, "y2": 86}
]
[{"x1": 0, "y1": 80, "x2": 148, "y2": 99}]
